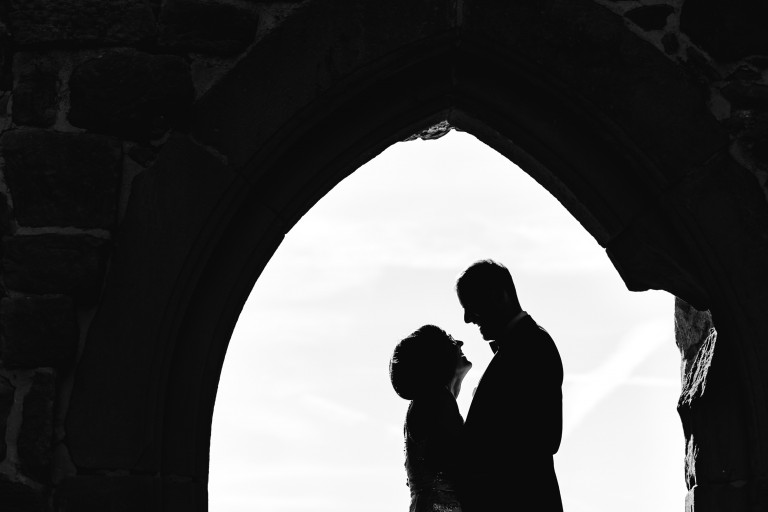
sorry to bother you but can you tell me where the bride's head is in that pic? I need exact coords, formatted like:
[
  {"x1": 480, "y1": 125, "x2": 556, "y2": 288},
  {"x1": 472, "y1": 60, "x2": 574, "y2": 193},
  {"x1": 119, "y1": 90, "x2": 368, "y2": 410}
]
[{"x1": 389, "y1": 324, "x2": 472, "y2": 400}]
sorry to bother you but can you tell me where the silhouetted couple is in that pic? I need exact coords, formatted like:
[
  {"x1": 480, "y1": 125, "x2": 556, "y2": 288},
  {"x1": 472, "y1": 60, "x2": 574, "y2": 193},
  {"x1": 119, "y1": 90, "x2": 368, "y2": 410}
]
[{"x1": 390, "y1": 260, "x2": 564, "y2": 512}]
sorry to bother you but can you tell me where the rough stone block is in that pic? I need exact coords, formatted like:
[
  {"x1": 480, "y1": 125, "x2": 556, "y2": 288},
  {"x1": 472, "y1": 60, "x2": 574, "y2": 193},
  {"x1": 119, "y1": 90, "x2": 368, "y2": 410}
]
[
  {"x1": 0, "y1": 129, "x2": 121, "y2": 228},
  {"x1": 12, "y1": 53, "x2": 59, "y2": 128},
  {"x1": 159, "y1": 0, "x2": 260, "y2": 55},
  {"x1": 68, "y1": 49, "x2": 195, "y2": 141},
  {"x1": 0, "y1": 191, "x2": 12, "y2": 237},
  {"x1": 0, "y1": 295, "x2": 78, "y2": 369},
  {"x1": 18, "y1": 370, "x2": 55, "y2": 482},
  {"x1": 625, "y1": 5, "x2": 674, "y2": 31},
  {"x1": 721, "y1": 82, "x2": 768, "y2": 111},
  {"x1": 0, "y1": 474, "x2": 48, "y2": 512},
  {"x1": 7, "y1": 0, "x2": 156, "y2": 48},
  {"x1": 681, "y1": 0, "x2": 768, "y2": 61},
  {"x1": 0, "y1": 375, "x2": 14, "y2": 462},
  {"x1": 127, "y1": 144, "x2": 159, "y2": 168},
  {"x1": 0, "y1": 19, "x2": 12, "y2": 91},
  {"x1": 55, "y1": 475, "x2": 161, "y2": 512},
  {"x1": 661, "y1": 32, "x2": 679, "y2": 55},
  {"x1": 2, "y1": 234, "x2": 108, "y2": 302},
  {"x1": 675, "y1": 297, "x2": 713, "y2": 358}
]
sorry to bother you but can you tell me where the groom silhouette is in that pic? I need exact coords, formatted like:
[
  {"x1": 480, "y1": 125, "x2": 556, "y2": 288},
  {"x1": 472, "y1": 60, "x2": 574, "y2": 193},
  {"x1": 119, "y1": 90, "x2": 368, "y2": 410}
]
[{"x1": 455, "y1": 259, "x2": 563, "y2": 512}]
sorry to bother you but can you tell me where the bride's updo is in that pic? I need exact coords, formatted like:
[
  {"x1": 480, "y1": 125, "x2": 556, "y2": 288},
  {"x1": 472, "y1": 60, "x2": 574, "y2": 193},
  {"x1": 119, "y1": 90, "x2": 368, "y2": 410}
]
[{"x1": 389, "y1": 324, "x2": 457, "y2": 400}]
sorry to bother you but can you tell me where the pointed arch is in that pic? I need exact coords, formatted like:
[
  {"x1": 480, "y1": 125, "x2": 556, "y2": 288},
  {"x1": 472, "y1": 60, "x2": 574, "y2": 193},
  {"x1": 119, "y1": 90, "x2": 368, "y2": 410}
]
[{"x1": 63, "y1": 1, "x2": 768, "y2": 509}]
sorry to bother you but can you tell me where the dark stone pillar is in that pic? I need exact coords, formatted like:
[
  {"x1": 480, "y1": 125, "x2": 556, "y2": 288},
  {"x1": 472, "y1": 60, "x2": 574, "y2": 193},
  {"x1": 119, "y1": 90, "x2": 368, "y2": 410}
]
[{"x1": 675, "y1": 299, "x2": 762, "y2": 511}]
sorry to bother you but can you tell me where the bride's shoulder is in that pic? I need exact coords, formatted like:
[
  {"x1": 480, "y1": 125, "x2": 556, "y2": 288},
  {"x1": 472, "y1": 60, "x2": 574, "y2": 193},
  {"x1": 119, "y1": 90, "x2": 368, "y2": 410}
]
[{"x1": 406, "y1": 393, "x2": 461, "y2": 438}]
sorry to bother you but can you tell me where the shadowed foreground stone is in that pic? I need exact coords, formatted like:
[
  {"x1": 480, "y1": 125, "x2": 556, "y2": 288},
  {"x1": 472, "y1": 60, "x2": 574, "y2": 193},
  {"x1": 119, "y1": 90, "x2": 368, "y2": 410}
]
[
  {"x1": 675, "y1": 298, "x2": 713, "y2": 359},
  {"x1": 0, "y1": 375, "x2": 14, "y2": 461},
  {"x1": 0, "y1": 296, "x2": 78, "y2": 369},
  {"x1": 11, "y1": 54, "x2": 59, "y2": 128},
  {"x1": 159, "y1": 0, "x2": 260, "y2": 55},
  {"x1": 18, "y1": 370, "x2": 55, "y2": 482},
  {"x1": 680, "y1": 0, "x2": 768, "y2": 61},
  {"x1": 0, "y1": 20, "x2": 11, "y2": 90},
  {"x1": 68, "y1": 49, "x2": 195, "y2": 141},
  {"x1": 0, "y1": 474, "x2": 47, "y2": 512},
  {"x1": 0, "y1": 129, "x2": 121, "y2": 228},
  {"x1": 7, "y1": 0, "x2": 156, "y2": 47},
  {"x1": 0, "y1": 191, "x2": 12, "y2": 237},
  {"x1": 2, "y1": 234, "x2": 108, "y2": 302},
  {"x1": 55, "y1": 475, "x2": 161, "y2": 512},
  {"x1": 625, "y1": 5, "x2": 674, "y2": 31}
]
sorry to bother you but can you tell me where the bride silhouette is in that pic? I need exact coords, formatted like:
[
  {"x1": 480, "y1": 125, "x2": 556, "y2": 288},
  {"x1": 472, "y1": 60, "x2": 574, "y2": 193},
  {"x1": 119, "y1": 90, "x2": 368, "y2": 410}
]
[{"x1": 389, "y1": 324, "x2": 472, "y2": 512}]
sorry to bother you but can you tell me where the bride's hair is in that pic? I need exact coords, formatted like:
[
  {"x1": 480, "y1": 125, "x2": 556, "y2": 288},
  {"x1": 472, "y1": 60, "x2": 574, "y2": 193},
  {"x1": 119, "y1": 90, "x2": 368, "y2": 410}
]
[{"x1": 389, "y1": 324, "x2": 456, "y2": 400}]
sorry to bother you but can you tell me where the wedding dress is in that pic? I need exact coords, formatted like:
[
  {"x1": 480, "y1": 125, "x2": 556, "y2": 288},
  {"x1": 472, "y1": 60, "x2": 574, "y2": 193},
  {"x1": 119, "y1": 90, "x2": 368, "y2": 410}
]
[{"x1": 403, "y1": 388, "x2": 464, "y2": 512}]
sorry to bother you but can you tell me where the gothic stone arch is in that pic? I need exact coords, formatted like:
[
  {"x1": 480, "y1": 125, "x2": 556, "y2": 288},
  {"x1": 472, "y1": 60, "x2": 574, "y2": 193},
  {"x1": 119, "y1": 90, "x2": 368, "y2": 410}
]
[{"x1": 0, "y1": 1, "x2": 767, "y2": 511}]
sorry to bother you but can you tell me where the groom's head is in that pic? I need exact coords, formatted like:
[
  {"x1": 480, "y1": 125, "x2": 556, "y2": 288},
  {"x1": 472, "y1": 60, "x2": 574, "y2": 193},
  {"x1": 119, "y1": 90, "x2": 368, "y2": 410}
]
[{"x1": 456, "y1": 259, "x2": 521, "y2": 341}]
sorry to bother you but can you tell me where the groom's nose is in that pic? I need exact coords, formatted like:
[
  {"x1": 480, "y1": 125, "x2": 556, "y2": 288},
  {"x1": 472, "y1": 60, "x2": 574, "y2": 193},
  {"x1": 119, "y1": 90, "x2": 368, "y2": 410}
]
[{"x1": 463, "y1": 310, "x2": 477, "y2": 324}]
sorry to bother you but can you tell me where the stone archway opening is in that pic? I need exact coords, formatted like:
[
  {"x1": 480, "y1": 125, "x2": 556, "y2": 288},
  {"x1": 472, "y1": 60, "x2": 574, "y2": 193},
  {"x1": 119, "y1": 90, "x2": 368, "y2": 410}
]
[
  {"x1": 59, "y1": 4, "x2": 768, "y2": 510},
  {"x1": 208, "y1": 129, "x2": 684, "y2": 512}
]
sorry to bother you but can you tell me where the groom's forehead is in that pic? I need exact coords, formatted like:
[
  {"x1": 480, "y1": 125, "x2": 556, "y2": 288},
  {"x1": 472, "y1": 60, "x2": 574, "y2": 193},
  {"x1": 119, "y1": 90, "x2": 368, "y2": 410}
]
[{"x1": 459, "y1": 282, "x2": 503, "y2": 299}]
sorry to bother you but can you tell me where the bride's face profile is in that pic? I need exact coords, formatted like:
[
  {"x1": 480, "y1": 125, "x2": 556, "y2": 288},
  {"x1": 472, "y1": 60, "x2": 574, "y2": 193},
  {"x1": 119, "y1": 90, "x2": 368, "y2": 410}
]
[
  {"x1": 446, "y1": 335, "x2": 472, "y2": 399},
  {"x1": 449, "y1": 336, "x2": 472, "y2": 378}
]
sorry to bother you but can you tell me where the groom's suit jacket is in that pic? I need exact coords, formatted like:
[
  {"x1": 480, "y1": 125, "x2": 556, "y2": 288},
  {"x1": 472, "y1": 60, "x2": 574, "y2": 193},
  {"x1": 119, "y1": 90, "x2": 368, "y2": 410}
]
[{"x1": 459, "y1": 314, "x2": 563, "y2": 512}]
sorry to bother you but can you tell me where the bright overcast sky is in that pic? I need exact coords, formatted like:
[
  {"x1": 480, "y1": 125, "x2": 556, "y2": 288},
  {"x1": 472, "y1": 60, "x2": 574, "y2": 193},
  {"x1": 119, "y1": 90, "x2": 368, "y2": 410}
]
[{"x1": 209, "y1": 130, "x2": 685, "y2": 512}]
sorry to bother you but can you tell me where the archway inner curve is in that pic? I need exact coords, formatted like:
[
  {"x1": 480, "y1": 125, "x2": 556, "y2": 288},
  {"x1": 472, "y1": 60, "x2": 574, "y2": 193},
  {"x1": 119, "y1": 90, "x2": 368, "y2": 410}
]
[
  {"x1": 156, "y1": 84, "x2": 709, "y2": 507},
  {"x1": 209, "y1": 129, "x2": 684, "y2": 511},
  {"x1": 64, "y1": 12, "x2": 753, "y2": 510}
]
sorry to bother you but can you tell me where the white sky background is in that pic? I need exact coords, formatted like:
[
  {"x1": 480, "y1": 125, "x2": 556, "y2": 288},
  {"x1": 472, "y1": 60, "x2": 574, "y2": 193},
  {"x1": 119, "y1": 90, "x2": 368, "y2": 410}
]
[{"x1": 209, "y1": 131, "x2": 686, "y2": 512}]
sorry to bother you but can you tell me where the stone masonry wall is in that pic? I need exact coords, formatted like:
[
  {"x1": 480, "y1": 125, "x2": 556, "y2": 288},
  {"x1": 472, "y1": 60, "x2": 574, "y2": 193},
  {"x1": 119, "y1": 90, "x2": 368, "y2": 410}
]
[
  {"x1": 598, "y1": 0, "x2": 768, "y2": 203},
  {"x1": 0, "y1": 1, "x2": 302, "y2": 508},
  {"x1": 0, "y1": 0, "x2": 764, "y2": 510}
]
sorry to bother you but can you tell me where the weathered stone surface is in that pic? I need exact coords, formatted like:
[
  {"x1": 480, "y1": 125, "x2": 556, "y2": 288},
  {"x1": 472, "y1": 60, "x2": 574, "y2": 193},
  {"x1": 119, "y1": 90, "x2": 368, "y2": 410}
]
[
  {"x1": 726, "y1": 65, "x2": 762, "y2": 82},
  {"x1": 677, "y1": 319, "x2": 754, "y2": 492},
  {"x1": 605, "y1": 206, "x2": 711, "y2": 310},
  {"x1": 730, "y1": 112, "x2": 768, "y2": 179},
  {"x1": 68, "y1": 49, "x2": 195, "y2": 140},
  {"x1": 681, "y1": 0, "x2": 768, "y2": 62},
  {"x1": 678, "y1": 319, "x2": 716, "y2": 407},
  {"x1": 11, "y1": 53, "x2": 59, "y2": 127},
  {"x1": 18, "y1": 370, "x2": 55, "y2": 482},
  {"x1": 0, "y1": 375, "x2": 14, "y2": 462},
  {"x1": 462, "y1": 0, "x2": 728, "y2": 181},
  {"x1": 127, "y1": 144, "x2": 158, "y2": 168},
  {"x1": 625, "y1": 5, "x2": 674, "y2": 31},
  {"x1": 404, "y1": 120, "x2": 456, "y2": 141},
  {"x1": 2, "y1": 234, "x2": 108, "y2": 302},
  {"x1": 159, "y1": 0, "x2": 260, "y2": 55},
  {"x1": 55, "y1": 475, "x2": 161, "y2": 511},
  {"x1": 0, "y1": 16, "x2": 12, "y2": 91},
  {"x1": 66, "y1": 133, "x2": 240, "y2": 471},
  {"x1": 7, "y1": 0, "x2": 156, "y2": 47},
  {"x1": 661, "y1": 32, "x2": 679, "y2": 55},
  {"x1": 0, "y1": 129, "x2": 121, "y2": 228},
  {"x1": 0, "y1": 191, "x2": 12, "y2": 237},
  {"x1": 675, "y1": 297, "x2": 714, "y2": 358},
  {"x1": 0, "y1": 474, "x2": 48, "y2": 512},
  {"x1": 722, "y1": 82, "x2": 768, "y2": 110},
  {"x1": 0, "y1": 295, "x2": 78, "y2": 369},
  {"x1": 684, "y1": 46, "x2": 721, "y2": 82}
]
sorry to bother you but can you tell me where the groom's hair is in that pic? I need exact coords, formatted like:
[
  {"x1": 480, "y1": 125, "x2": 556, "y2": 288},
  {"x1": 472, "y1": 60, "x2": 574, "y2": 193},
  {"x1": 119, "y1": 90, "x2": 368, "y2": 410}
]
[
  {"x1": 455, "y1": 259, "x2": 517, "y2": 303},
  {"x1": 389, "y1": 324, "x2": 456, "y2": 400}
]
